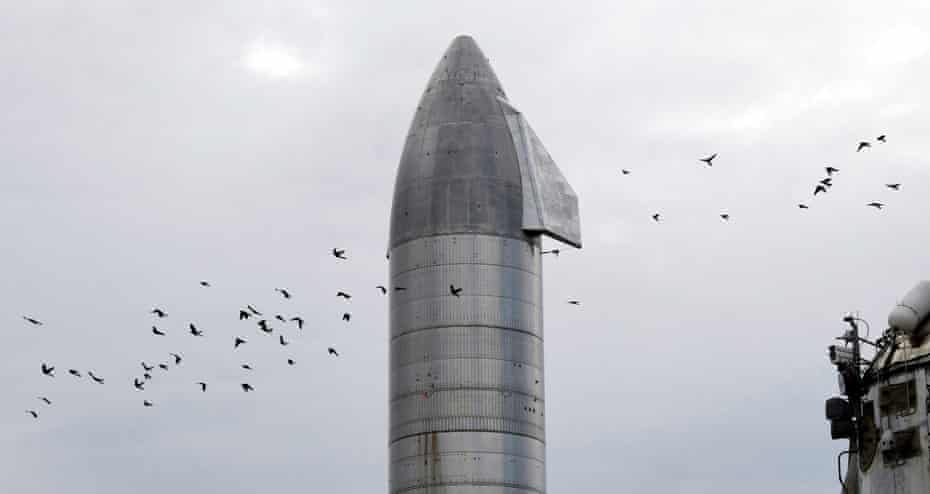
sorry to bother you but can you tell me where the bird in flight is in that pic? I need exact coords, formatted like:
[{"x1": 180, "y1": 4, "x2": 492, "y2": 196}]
[
  {"x1": 825, "y1": 166, "x2": 840, "y2": 176},
  {"x1": 333, "y1": 248, "x2": 347, "y2": 259},
  {"x1": 41, "y1": 363, "x2": 55, "y2": 377},
  {"x1": 342, "y1": 313, "x2": 351, "y2": 322},
  {"x1": 720, "y1": 213, "x2": 730, "y2": 221},
  {"x1": 38, "y1": 397, "x2": 51, "y2": 405},
  {"x1": 189, "y1": 323, "x2": 203, "y2": 336},
  {"x1": 886, "y1": 183, "x2": 901, "y2": 191},
  {"x1": 867, "y1": 202, "x2": 884, "y2": 209},
  {"x1": 274, "y1": 314, "x2": 286, "y2": 323},
  {"x1": 857, "y1": 141, "x2": 871, "y2": 152},
  {"x1": 287, "y1": 359, "x2": 296, "y2": 366},
  {"x1": 814, "y1": 185, "x2": 827, "y2": 196},
  {"x1": 241, "y1": 364, "x2": 253, "y2": 370},
  {"x1": 337, "y1": 291, "x2": 352, "y2": 299},
  {"x1": 247, "y1": 305, "x2": 262, "y2": 316},
  {"x1": 798, "y1": 203, "x2": 809, "y2": 209},
  {"x1": 143, "y1": 400, "x2": 153, "y2": 407},
  {"x1": 197, "y1": 382, "x2": 207, "y2": 392},
  {"x1": 279, "y1": 335, "x2": 289, "y2": 346},
  {"x1": 234, "y1": 337, "x2": 247, "y2": 349},
  {"x1": 241, "y1": 383, "x2": 254, "y2": 392},
  {"x1": 169, "y1": 353, "x2": 182, "y2": 365},
  {"x1": 239, "y1": 310, "x2": 251, "y2": 320},
  {"x1": 26, "y1": 410, "x2": 38, "y2": 419},
  {"x1": 450, "y1": 284, "x2": 463, "y2": 297},
  {"x1": 394, "y1": 286, "x2": 407, "y2": 291},
  {"x1": 290, "y1": 316, "x2": 304, "y2": 329},
  {"x1": 568, "y1": 300, "x2": 581, "y2": 306},
  {"x1": 23, "y1": 316, "x2": 42, "y2": 326},
  {"x1": 151, "y1": 308, "x2": 167, "y2": 318},
  {"x1": 141, "y1": 362, "x2": 154, "y2": 372},
  {"x1": 541, "y1": 249, "x2": 560, "y2": 256},
  {"x1": 152, "y1": 326, "x2": 166, "y2": 336},
  {"x1": 158, "y1": 363, "x2": 169, "y2": 371},
  {"x1": 700, "y1": 153, "x2": 717, "y2": 166},
  {"x1": 621, "y1": 169, "x2": 631, "y2": 175},
  {"x1": 275, "y1": 288, "x2": 291, "y2": 299},
  {"x1": 88, "y1": 371, "x2": 104, "y2": 384},
  {"x1": 68, "y1": 369, "x2": 82, "y2": 378},
  {"x1": 133, "y1": 379, "x2": 145, "y2": 391},
  {"x1": 820, "y1": 178, "x2": 833, "y2": 187},
  {"x1": 257, "y1": 320, "x2": 272, "y2": 333},
  {"x1": 143, "y1": 373, "x2": 152, "y2": 380},
  {"x1": 376, "y1": 286, "x2": 387, "y2": 294},
  {"x1": 877, "y1": 134, "x2": 887, "y2": 143},
  {"x1": 328, "y1": 347, "x2": 339, "y2": 357},
  {"x1": 200, "y1": 281, "x2": 211, "y2": 287},
  {"x1": 652, "y1": 213, "x2": 661, "y2": 222}
]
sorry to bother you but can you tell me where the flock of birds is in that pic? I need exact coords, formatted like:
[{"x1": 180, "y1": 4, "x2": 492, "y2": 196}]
[
  {"x1": 620, "y1": 134, "x2": 901, "y2": 222},
  {"x1": 20, "y1": 248, "x2": 363, "y2": 419}
]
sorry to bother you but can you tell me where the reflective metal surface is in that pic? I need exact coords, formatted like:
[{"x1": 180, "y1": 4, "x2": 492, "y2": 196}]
[{"x1": 388, "y1": 35, "x2": 581, "y2": 494}]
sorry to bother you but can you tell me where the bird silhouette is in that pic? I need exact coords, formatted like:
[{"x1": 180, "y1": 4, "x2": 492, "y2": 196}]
[
  {"x1": 541, "y1": 249, "x2": 560, "y2": 256},
  {"x1": 133, "y1": 379, "x2": 145, "y2": 391},
  {"x1": 38, "y1": 397, "x2": 51, "y2": 405},
  {"x1": 274, "y1": 314, "x2": 286, "y2": 323},
  {"x1": 143, "y1": 373, "x2": 152, "y2": 380},
  {"x1": 158, "y1": 363, "x2": 169, "y2": 371},
  {"x1": 275, "y1": 288, "x2": 291, "y2": 299},
  {"x1": 169, "y1": 353, "x2": 182, "y2": 365},
  {"x1": 700, "y1": 153, "x2": 717, "y2": 166},
  {"x1": 394, "y1": 286, "x2": 407, "y2": 291},
  {"x1": 143, "y1": 400, "x2": 153, "y2": 407},
  {"x1": 568, "y1": 300, "x2": 581, "y2": 306},
  {"x1": 621, "y1": 169, "x2": 631, "y2": 175},
  {"x1": 820, "y1": 178, "x2": 833, "y2": 187},
  {"x1": 333, "y1": 248, "x2": 347, "y2": 259},
  {"x1": 68, "y1": 369, "x2": 82, "y2": 378},
  {"x1": 287, "y1": 359, "x2": 296, "y2": 366},
  {"x1": 814, "y1": 185, "x2": 827, "y2": 195},
  {"x1": 450, "y1": 285, "x2": 463, "y2": 297},
  {"x1": 877, "y1": 135, "x2": 887, "y2": 143},
  {"x1": 41, "y1": 363, "x2": 54, "y2": 377},
  {"x1": 26, "y1": 410, "x2": 38, "y2": 419},
  {"x1": 290, "y1": 316, "x2": 304, "y2": 329},
  {"x1": 241, "y1": 383, "x2": 254, "y2": 392},
  {"x1": 23, "y1": 316, "x2": 42, "y2": 326},
  {"x1": 141, "y1": 362, "x2": 154, "y2": 372},
  {"x1": 720, "y1": 213, "x2": 730, "y2": 221},
  {"x1": 652, "y1": 213, "x2": 661, "y2": 222},
  {"x1": 376, "y1": 286, "x2": 387, "y2": 294},
  {"x1": 197, "y1": 382, "x2": 207, "y2": 392},
  {"x1": 239, "y1": 310, "x2": 251, "y2": 320},
  {"x1": 200, "y1": 281, "x2": 211, "y2": 287},
  {"x1": 257, "y1": 320, "x2": 272, "y2": 333},
  {"x1": 825, "y1": 166, "x2": 840, "y2": 176},
  {"x1": 279, "y1": 335, "x2": 289, "y2": 346},
  {"x1": 189, "y1": 323, "x2": 203, "y2": 336},
  {"x1": 88, "y1": 371, "x2": 104, "y2": 384},
  {"x1": 152, "y1": 326, "x2": 166, "y2": 336},
  {"x1": 867, "y1": 202, "x2": 884, "y2": 209},
  {"x1": 242, "y1": 364, "x2": 253, "y2": 370},
  {"x1": 798, "y1": 203, "x2": 809, "y2": 209},
  {"x1": 246, "y1": 305, "x2": 262, "y2": 316},
  {"x1": 857, "y1": 141, "x2": 871, "y2": 152},
  {"x1": 151, "y1": 308, "x2": 167, "y2": 318},
  {"x1": 328, "y1": 347, "x2": 339, "y2": 357},
  {"x1": 342, "y1": 313, "x2": 351, "y2": 322},
  {"x1": 234, "y1": 337, "x2": 247, "y2": 348},
  {"x1": 886, "y1": 183, "x2": 901, "y2": 190},
  {"x1": 337, "y1": 291, "x2": 351, "y2": 299}
]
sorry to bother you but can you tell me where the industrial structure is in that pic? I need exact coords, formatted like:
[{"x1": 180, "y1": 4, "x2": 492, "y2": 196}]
[
  {"x1": 387, "y1": 35, "x2": 581, "y2": 493},
  {"x1": 826, "y1": 281, "x2": 930, "y2": 493}
]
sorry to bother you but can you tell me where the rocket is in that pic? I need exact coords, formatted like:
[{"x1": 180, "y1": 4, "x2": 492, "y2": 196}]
[{"x1": 388, "y1": 35, "x2": 581, "y2": 493}]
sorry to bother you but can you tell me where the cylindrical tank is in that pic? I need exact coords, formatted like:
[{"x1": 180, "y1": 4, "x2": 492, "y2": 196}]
[
  {"x1": 388, "y1": 35, "x2": 579, "y2": 493},
  {"x1": 888, "y1": 281, "x2": 930, "y2": 335}
]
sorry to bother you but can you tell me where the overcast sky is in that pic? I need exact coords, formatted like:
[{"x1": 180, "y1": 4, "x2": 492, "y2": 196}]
[{"x1": 2, "y1": 1, "x2": 929, "y2": 493}]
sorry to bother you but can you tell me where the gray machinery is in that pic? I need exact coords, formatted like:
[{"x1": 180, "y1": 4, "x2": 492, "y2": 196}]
[
  {"x1": 387, "y1": 35, "x2": 581, "y2": 493},
  {"x1": 826, "y1": 281, "x2": 930, "y2": 494}
]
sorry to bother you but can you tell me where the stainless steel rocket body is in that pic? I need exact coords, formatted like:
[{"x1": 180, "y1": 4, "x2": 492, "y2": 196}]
[{"x1": 388, "y1": 36, "x2": 580, "y2": 494}]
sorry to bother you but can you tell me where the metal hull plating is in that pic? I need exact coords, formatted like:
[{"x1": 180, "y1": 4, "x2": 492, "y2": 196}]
[{"x1": 388, "y1": 35, "x2": 579, "y2": 493}]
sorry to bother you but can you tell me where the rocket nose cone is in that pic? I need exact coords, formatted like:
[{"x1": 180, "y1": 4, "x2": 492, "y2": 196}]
[{"x1": 428, "y1": 35, "x2": 505, "y2": 97}]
